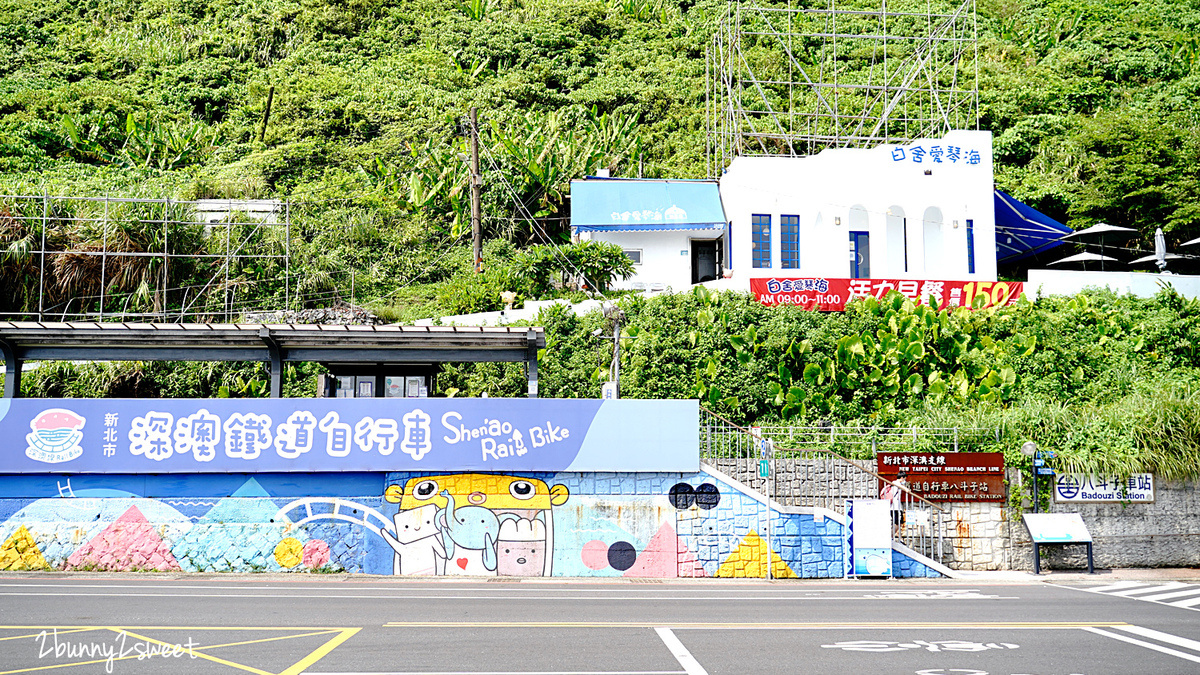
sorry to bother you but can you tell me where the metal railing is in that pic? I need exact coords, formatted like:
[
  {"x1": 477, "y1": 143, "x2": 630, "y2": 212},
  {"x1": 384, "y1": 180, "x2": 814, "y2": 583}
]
[{"x1": 700, "y1": 408, "x2": 961, "y2": 563}]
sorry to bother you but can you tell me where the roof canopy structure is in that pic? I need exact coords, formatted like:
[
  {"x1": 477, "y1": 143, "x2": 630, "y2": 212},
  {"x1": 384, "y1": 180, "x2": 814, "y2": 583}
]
[
  {"x1": 0, "y1": 323, "x2": 544, "y2": 399},
  {"x1": 994, "y1": 190, "x2": 1074, "y2": 264},
  {"x1": 570, "y1": 178, "x2": 727, "y2": 233}
]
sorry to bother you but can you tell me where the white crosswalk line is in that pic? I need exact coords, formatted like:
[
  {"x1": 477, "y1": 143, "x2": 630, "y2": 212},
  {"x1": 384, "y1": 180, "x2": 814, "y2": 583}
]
[
  {"x1": 1087, "y1": 581, "x2": 1151, "y2": 593},
  {"x1": 1108, "y1": 582, "x2": 1188, "y2": 597},
  {"x1": 1115, "y1": 625, "x2": 1200, "y2": 653},
  {"x1": 1084, "y1": 627, "x2": 1200, "y2": 665},
  {"x1": 1138, "y1": 587, "x2": 1200, "y2": 602},
  {"x1": 1169, "y1": 594, "x2": 1200, "y2": 608}
]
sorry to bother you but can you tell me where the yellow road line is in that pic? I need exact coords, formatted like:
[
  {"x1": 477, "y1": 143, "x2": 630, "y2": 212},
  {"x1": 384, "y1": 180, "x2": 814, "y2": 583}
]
[
  {"x1": 279, "y1": 627, "x2": 361, "y2": 675},
  {"x1": 383, "y1": 621, "x2": 1131, "y2": 629},
  {"x1": 187, "y1": 628, "x2": 343, "y2": 652},
  {"x1": 117, "y1": 629, "x2": 275, "y2": 675},
  {"x1": 0, "y1": 625, "x2": 347, "y2": 631}
]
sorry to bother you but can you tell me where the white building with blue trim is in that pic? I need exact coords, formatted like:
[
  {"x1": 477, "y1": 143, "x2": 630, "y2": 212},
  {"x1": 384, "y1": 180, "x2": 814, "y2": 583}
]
[{"x1": 572, "y1": 131, "x2": 1071, "y2": 293}]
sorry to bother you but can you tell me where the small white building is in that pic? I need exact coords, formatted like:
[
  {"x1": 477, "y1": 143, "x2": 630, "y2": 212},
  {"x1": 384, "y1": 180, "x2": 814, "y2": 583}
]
[
  {"x1": 569, "y1": 179, "x2": 728, "y2": 291},
  {"x1": 573, "y1": 131, "x2": 1030, "y2": 294}
]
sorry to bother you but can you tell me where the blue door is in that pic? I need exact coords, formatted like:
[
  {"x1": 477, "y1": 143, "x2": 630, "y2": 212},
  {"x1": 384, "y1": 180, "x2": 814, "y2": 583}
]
[{"x1": 850, "y1": 231, "x2": 871, "y2": 278}]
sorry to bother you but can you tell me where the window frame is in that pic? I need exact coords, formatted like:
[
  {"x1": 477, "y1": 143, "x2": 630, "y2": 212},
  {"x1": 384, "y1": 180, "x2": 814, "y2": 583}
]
[
  {"x1": 751, "y1": 214, "x2": 772, "y2": 269},
  {"x1": 780, "y1": 214, "x2": 800, "y2": 269}
]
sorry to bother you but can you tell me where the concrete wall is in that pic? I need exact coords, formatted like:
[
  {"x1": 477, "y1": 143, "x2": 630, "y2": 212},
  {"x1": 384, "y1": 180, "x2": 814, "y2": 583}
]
[
  {"x1": 582, "y1": 229, "x2": 722, "y2": 292},
  {"x1": 1027, "y1": 269, "x2": 1200, "y2": 300},
  {"x1": 0, "y1": 470, "x2": 940, "y2": 578},
  {"x1": 1007, "y1": 478, "x2": 1200, "y2": 571}
]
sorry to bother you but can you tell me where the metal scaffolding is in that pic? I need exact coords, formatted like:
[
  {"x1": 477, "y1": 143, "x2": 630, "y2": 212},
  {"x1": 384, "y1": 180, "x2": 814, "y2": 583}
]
[
  {"x1": 0, "y1": 195, "x2": 290, "y2": 322},
  {"x1": 707, "y1": 0, "x2": 980, "y2": 174}
]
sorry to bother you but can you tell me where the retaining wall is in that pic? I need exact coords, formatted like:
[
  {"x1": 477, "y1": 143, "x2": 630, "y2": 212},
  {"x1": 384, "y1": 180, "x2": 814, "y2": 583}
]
[
  {"x1": 0, "y1": 469, "x2": 941, "y2": 578},
  {"x1": 1009, "y1": 478, "x2": 1200, "y2": 571}
]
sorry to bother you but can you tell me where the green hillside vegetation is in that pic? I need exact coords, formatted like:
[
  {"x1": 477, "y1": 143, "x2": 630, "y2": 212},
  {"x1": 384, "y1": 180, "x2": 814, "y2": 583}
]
[
  {"x1": 3, "y1": 1, "x2": 1200, "y2": 481},
  {"x1": 3, "y1": 0, "x2": 1200, "y2": 319}
]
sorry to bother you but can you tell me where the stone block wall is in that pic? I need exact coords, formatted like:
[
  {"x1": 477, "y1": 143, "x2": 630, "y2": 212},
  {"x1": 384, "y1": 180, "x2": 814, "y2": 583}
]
[
  {"x1": 0, "y1": 470, "x2": 941, "y2": 579},
  {"x1": 1009, "y1": 478, "x2": 1200, "y2": 570}
]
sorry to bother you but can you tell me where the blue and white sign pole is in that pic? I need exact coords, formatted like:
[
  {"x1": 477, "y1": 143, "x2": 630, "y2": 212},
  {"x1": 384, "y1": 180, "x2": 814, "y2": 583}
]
[{"x1": 761, "y1": 435, "x2": 774, "y2": 581}]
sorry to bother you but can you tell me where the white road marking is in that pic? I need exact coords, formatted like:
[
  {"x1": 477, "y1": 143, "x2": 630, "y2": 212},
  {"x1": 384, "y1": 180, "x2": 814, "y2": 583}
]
[
  {"x1": 1070, "y1": 576, "x2": 1200, "y2": 607},
  {"x1": 1084, "y1": 626, "x2": 1200, "y2": 664},
  {"x1": 1114, "y1": 625, "x2": 1200, "y2": 653},
  {"x1": 1108, "y1": 582, "x2": 1187, "y2": 596},
  {"x1": 1136, "y1": 587, "x2": 1200, "y2": 602},
  {"x1": 1171, "y1": 594, "x2": 1200, "y2": 608},
  {"x1": 299, "y1": 672, "x2": 684, "y2": 675},
  {"x1": 1058, "y1": 581, "x2": 1200, "y2": 611},
  {"x1": 654, "y1": 627, "x2": 708, "y2": 675},
  {"x1": 1086, "y1": 581, "x2": 1149, "y2": 593}
]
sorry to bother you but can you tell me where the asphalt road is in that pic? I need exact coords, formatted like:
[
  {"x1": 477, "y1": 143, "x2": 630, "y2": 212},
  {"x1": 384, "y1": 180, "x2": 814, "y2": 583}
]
[{"x1": 1, "y1": 574, "x2": 1198, "y2": 675}]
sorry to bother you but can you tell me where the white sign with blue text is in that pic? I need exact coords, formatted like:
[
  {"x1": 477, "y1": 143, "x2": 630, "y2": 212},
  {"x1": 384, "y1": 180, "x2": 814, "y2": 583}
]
[
  {"x1": 1, "y1": 398, "x2": 699, "y2": 473},
  {"x1": 1054, "y1": 473, "x2": 1154, "y2": 503}
]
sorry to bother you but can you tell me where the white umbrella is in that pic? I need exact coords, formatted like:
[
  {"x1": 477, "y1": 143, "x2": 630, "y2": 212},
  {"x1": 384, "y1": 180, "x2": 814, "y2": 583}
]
[
  {"x1": 1129, "y1": 252, "x2": 1184, "y2": 265},
  {"x1": 1048, "y1": 251, "x2": 1123, "y2": 266},
  {"x1": 1058, "y1": 223, "x2": 1137, "y2": 270},
  {"x1": 1154, "y1": 228, "x2": 1168, "y2": 271},
  {"x1": 1059, "y1": 223, "x2": 1138, "y2": 242}
]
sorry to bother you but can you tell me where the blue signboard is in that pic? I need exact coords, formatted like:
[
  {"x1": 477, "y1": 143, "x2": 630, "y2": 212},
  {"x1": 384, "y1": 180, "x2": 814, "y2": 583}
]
[{"x1": 0, "y1": 398, "x2": 698, "y2": 473}]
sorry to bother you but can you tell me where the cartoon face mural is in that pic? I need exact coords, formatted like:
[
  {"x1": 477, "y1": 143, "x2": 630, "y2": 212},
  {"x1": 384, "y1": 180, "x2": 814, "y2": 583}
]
[
  {"x1": 384, "y1": 473, "x2": 569, "y2": 577},
  {"x1": 380, "y1": 503, "x2": 444, "y2": 576},
  {"x1": 497, "y1": 518, "x2": 546, "y2": 576}
]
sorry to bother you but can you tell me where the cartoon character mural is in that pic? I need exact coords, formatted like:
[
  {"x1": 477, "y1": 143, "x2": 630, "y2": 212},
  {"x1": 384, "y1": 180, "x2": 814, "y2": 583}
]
[
  {"x1": 380, "y1": 503, "x2": 443, "y2": 575},
  {"x1": 383, "y1": 473, "x2": 569, "y2": 577}
]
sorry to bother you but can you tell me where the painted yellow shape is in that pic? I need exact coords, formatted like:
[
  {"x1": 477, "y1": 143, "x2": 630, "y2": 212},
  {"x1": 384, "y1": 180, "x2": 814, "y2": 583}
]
[
  {"x1": 715, "y1": 530, "x2": 797, "y2": 579},
  {"x1": 390, "y1": 473, "x2": 569, "y2": 510},
  {"x1": 0, "y1": 626, "x2": 361, "y2": 675},
  {"x1": 274, "y1": 538, "x2": 303, "y2": 569},
  {"x1": 0, "y1": 526, "x2": 49, "y2": 571}
]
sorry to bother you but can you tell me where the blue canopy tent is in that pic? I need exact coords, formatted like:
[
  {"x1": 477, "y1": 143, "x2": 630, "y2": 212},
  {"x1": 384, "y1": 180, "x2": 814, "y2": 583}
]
[
  {"x1": 570, "y1": 179, "x2": 727, "y2": 232},
  {"x1": 994, "y1": 190, "x2": 1073, "y2": 264}
]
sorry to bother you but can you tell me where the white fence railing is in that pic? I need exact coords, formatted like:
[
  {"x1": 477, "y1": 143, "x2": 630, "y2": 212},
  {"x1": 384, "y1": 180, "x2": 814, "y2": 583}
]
[{"x1": 698, "y1": 409, "x2": 983, "y2": 563}]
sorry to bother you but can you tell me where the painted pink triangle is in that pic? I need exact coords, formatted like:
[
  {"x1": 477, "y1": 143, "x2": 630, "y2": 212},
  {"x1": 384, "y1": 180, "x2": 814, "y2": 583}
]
[
  {"x1": 67, "y1": 505, "x2": 181, "y2": 572},
  {"x1": 622, "y1": 521, "x2": 682, "y2": 578}
]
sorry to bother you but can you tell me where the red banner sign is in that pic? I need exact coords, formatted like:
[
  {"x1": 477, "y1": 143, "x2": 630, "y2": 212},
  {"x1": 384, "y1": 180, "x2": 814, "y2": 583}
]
[
  {"x1": 877, "y1": 452, "x2": 1006, "y2": 502},
  {"x1": 750, "y1": 278, "x2": 1024, "y2": 311}
]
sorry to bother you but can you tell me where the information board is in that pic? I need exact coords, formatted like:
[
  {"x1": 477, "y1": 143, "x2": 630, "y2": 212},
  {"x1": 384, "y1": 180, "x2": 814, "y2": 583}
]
[
  {"x1": 0, "y1": 398, "x2": 699, "y2": 473},
  {"x1": 1022, "y1": 513, "x2": 1092, "y2": 543},
  {"x1": 844, "y1": 498, "x2": 893, "y2": 577},
  {"x1": 876, "y1": 452, "x2": 1005, "y2": 502}
]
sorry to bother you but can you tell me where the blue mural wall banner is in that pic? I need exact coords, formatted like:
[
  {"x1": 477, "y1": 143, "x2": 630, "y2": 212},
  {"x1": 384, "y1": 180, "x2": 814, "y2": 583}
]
[{"x1": 0, "y1": 398, "x2": 698, "y2": 474}]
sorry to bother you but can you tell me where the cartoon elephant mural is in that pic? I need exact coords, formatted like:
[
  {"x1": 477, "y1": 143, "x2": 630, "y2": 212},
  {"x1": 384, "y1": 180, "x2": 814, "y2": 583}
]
[
  {"x1": 383, "y1": 473, "x2": 570, "y2": 577},
  {"x1": 437, "y1": 490, "x2": 518, "y2": 574}
]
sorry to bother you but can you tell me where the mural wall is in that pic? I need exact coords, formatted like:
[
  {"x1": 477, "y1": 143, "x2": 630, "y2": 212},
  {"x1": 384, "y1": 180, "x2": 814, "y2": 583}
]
[{"x1": 0, "y1": 470, "x2": 941, "y2": 578}]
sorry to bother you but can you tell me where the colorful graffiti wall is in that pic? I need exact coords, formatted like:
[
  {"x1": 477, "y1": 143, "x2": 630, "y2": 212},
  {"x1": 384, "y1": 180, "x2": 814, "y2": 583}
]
[{"x1": 0, "y1": 469, "x2": 942, "y2": 578}]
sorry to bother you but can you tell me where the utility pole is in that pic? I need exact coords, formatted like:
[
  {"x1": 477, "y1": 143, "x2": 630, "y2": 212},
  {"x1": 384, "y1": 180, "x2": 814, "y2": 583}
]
[
  {"x1": 259, "y1": 86, "x2": 275, "y2": 143},
  {"x1": 470, "y1": 107, "x2": 482, "y2": 274},
  {"x1": 604, "y1": 305, "x2": 624, "y2": 398}
]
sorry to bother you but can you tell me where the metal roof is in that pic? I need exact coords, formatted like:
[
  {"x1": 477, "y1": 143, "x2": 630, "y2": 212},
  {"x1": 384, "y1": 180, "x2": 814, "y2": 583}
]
[
  {"x1": 570, "y1": 178, "x2": 727, "y2": 232},
  {"x1": 0, "y1": 322, "x2": 545, "y2": 398},
  {"x1": 0, "y1": 322, "x2": 543, "y2": 363}
]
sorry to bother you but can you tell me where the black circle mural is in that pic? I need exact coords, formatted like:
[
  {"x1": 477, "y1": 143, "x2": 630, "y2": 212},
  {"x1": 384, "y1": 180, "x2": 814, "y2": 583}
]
[
  {"x1": 668, "y1": 482, "x2": 721, "y2": 510},
  {"x1": 694, "y1": 483, "x2": 720, "y2": 510},
  {"x1": 668, "y1": 483, "x2": 695, "y2": 509},
  {"x1": 607, "y1": 541, "x2": 637, "y2": 571}
]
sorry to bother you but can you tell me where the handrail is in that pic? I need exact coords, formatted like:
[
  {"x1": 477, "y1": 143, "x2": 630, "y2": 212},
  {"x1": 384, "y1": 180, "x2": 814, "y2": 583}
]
[{"x1": 701, "y1": 407, "x2": 948, "y2": 513}]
